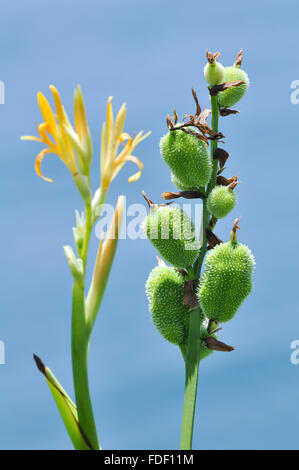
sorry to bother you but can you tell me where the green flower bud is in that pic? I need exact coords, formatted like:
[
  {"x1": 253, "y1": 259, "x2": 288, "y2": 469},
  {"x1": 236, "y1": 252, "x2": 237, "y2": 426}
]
[
  {"x1": 144, "y1": 205, "x2": 200, "y2": 268},
  {"x1": 207, "y1": 185, "x2": 237, "y2": 219},
  {"x1": 73, "y1": 210, "x2": 85, "y2": 255},
  {"x1": 217, "y1": 66, "x2": 249, "y2": 108},
  {"x1": 160, "y1": 130, "x2": 212, "y2": 188},
  {"x1": 198, "y1": 235, "x2": 255, "y2": 323},
  {"x1": 204, "y1": 61, "x2": 225, "y2": 86},
  {"x1": 63, "y1": 245, "x2": 84, "y2": 282},
  {"x1": 146, "y1": 266, "x2": 189, "y2": 345}
]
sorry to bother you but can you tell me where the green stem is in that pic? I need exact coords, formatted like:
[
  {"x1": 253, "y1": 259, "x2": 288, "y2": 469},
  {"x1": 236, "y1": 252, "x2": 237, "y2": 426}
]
[
  {"x1": 180, "y1": 94, "x2": 219, "y2": 450},
  {"x1": 81, "y1": 203, "x2": 92, "y2": 271},
  {"x1": 180, "y1": 307, "x2": 202, "y2": 450},
  {"x1": 70, "y1": 187, "x2": 109, "y2": 450},
  {"x1": 71, "y1": 280, "x2": 100, "y2": 450}
]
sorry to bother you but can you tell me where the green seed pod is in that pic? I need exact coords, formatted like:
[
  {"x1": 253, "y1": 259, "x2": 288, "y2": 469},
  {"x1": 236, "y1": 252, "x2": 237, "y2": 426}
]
[
  {"x1": 207, "y1": 185, "x2": 237, "y2": 219},
  {"x1": 198, "y1": 232, "x2": 255, "y2": 323},
  {"x1": 160, "y1": 129, "x2": 212, "y2": 188},
  {"x1": 171, "y1": 172, "x2": 197, "y2": 191},
  {"x1": 146, "y1": 266, "x2": 189, "y2": 345},
  {"x1": 144, "y1": 205, "x2": 200, "y2": 268},
  {"x1": 204, "y1": 61, "x2": 225, "y2": 86},
  {"x1": 217, "y1": 66, "x2": 249, "y2": 108}
]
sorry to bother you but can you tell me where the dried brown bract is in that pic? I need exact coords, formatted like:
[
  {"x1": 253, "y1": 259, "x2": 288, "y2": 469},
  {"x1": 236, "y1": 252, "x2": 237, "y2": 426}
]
[
  {"x1": 203, "y1": 336, "x2": 235, "y2": 352},
  {"x1": 183, "y1": 280, "x2": 199, "y2": 311},
  {"x1": 166, "y1": 88, "x2": 225, "y2": 143},
  {"x1": 206, "y1": 230, "x2": 223, "y2": 249},
  {"x1": 217, "y1": 174, "x2": 238, "y2": 186},
  {"x1": 209, "y1": 81, "x2": 245, "y2": 96},
  {"x1": 142, "y1": 190, "x2": 171, "y2": 208},
  {"x1": 234, "y1": 49, "x2": 243, "y2": 67},
  {"x1": 213, "y1": 147, "x2": 230, "y2": 169},
  {"x1": 162, "y1": 190, "x2": 206, "y2": 201},
  {"x1": 219, "y1": 108, "x2": 240, "y2": 117},
  {"x1": 206, "y1": 50, "x2": 221, "y2": 64}
]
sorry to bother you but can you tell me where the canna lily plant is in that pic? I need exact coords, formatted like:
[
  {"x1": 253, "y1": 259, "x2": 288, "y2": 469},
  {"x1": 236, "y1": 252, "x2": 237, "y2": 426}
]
[{"x1": 22, "y1": 86, "x2": 149, "y2": 450}]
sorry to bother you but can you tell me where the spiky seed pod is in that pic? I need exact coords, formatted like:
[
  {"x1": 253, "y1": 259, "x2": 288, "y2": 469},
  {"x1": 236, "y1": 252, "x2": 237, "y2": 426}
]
[
  {"x1": 160, "y1": 130, "x2": 212, "y2": 189},
  {"x1": 204, "y1": 61, "x2": 225, "y2": 86},
  {"x1": 198, "y1": 238, "x2": 255, "y2": 323},
  {"x1": 171, "y1": 172, "x2": 197, "y2": 191},
  {"x1": 217, "y1": 66, "x2": 249, "y2": 108},
  {"x1": 144, "y1": 205, "x2": 200, "y2": 268},
  {"x1": 199, "y1": 325, "x2": 216, "y2": 360},
  {"x1": 207, "y1": 185, "x2": 237, "y2": 219},
  {"x1": 146, "y1": 266, "x2": 189, "y2": 345}
]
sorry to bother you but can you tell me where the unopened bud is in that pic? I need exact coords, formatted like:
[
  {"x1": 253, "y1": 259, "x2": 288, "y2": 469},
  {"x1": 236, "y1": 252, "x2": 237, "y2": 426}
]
[
  {"x1": 73, "y1": 210, "x2": 85, "y2": 255},
  {"x1": 73, "y1": 173, "x2": 91, "y2": 204},
  {"x1": 64, "y1": 245, "x2": 84, "y2": 281}
]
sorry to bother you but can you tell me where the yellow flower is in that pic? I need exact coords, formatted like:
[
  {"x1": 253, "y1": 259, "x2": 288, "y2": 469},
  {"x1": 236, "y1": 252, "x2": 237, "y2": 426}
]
[
  {"x1": 21, "y1": 85, "x2": 92, "y2": 182},
  {"x1": 100, "y1": 97, "x2": 150, "y2": 191}
]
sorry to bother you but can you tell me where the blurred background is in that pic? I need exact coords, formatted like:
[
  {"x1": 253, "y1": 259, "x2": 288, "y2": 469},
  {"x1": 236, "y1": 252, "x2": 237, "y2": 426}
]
[{"x1": 0, "y1": 0, "x2": 298, "y2": 450}]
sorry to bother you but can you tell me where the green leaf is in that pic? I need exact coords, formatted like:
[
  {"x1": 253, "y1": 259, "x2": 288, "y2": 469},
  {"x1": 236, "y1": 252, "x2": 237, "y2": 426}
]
[{"x1": 33, "y1": 354, "x2": 93, "y2": 450}]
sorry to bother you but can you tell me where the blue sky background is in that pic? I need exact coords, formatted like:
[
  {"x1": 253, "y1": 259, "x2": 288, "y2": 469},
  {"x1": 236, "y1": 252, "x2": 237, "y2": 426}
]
[{"x1": 0, "y1": 0, "x2": 298, "y2": 450}]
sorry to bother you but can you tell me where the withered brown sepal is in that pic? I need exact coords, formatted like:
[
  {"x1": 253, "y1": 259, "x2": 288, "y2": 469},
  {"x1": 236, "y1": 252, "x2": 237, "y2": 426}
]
[
  {"x1": 206, "y1": 50, "x2": 221, "y2": 64},
  {"x1": 166, "y1": 88, "x2": 225, "y2": 143},
  {"x1": 219, "y1": 108, "x2": 240, "y2": 117},
  {"x1": 209, "y1": 81, "x2": 245, "y2": 96},
  {"x1": 234, "y1": 49, "x2": 243, "y2": 67},
  {"x1": 206, "y1": 230, "x2": 223, "y2": 249},
  {"x1": 213, "y1": 147, "x2": 230, "y2": 169},
  {"x1": 162, "y1": 190, "x2": 206, "y2": 201},
  {"x1": 183, "y1": 280, "x2": 199, "y2": 311},
  {"x1": 203, "y1": 336, "x2": 235, "y2": 352}
]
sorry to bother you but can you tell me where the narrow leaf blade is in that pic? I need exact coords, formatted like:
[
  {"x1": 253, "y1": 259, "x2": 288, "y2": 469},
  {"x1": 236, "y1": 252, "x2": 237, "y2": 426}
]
[{"x1": 33, "y1": 354, "x2": 93, "y2": 450}]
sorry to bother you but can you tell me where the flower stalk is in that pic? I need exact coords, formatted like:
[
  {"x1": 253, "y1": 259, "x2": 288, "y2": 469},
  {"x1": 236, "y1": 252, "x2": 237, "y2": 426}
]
[
  {"x1": 144, "y1": 49, "x2": 252, "y2": 451},
  {"x1": 180, "y1": 94, "x2": 219, "y2": 450},
  {"x1": 25, "y1": 88, "x2": 149, "y2": 450},
  {"x1": 71, "y1": 278, "x2": 99, "y2": 450}
]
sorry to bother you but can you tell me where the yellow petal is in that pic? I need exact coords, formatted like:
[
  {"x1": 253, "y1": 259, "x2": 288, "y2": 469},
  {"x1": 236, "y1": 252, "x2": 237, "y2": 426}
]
[
  {"x1": 37, "y1": 92, "x2": 58, "y2": 139},
  {"x1": 74, "y1": 86, "x2": 88, "y2": 140},
  {"x1": 38, "y1": 123, "x2": 57, "y2": 150},
  {"x1": 131, "y1": 131, "x2": 151, "y2": 151},
  {"x1": 126, "y1": 155, "x2": 143, "y2": 182},
  {"x1": 119, "y1": 132, "x2": 130, "y2": 143},
  {"x1": 100, "y1": 122, "x2": 106, "y2": 176},
  {"x1": 34, "y1": 148, "x2": 53, "y2": 182},
  {"x1": 112, "y1": 155, "x2": 143, "y2": 183},
  {"x1": 105, "y1": 96, "x2": 114, "y2": 162},
  {"x1": 113, "y1": 103, "x2": 127, "y2": 143},
  {"x1": 49, "y1": 85, "x2": 64, "y2": 122},
  {"x1": 21, "y1": 135, "x2": 42, "y2": 142}
]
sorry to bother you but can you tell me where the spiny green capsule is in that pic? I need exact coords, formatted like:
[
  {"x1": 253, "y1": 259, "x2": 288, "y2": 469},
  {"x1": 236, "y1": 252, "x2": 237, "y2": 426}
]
[
  {"x1": 207, "y1": 185, "x2": 237, "y2": 219},
  {"x1": 171, "y1": 172, "x2": 197, "y2": 191},
  {"x1": 146, "y1": 266, "x2": 189, "y2": 345},
  {"x1": 160, "y1": 129, "x2": 212, "y2": 189},
  {"x1": 198, "y1": 229, "x2": 255, "y2": 323},
  {"x1": 217, "y1": 66, "x2": 249, "y2": 108},
  {"x1": 144, "y1": 205, "x2": 200, "y2": 268}
]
